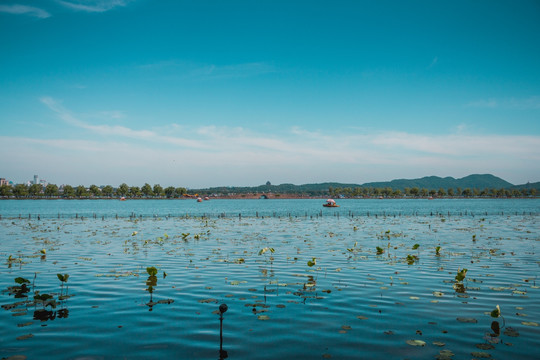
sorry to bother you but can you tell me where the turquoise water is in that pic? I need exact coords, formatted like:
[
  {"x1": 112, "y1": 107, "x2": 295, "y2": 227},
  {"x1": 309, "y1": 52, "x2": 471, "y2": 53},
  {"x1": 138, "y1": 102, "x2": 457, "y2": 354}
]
[
  {"x1": 0, "y1": 198, "x2": 538, "y2": 219},
  {"x1": 0, "y1": 200, "x2": 539, "y2": 359}
]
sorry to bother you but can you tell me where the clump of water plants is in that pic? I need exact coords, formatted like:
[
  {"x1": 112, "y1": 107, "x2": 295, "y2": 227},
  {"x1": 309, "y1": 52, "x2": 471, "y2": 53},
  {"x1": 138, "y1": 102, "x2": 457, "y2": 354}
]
[
  {"x1": 57, "y1": 273, "x2": 69, "y2": 297},
  {"x1": 144, "y1": 266, "x2": 173, "y2": 311},
  {"x1": 435, "y1": 246, "x2": 441, "y2": 256},
  {"x1": 376, "y1": 246, "x2": 385, "y2": 255},
  {"x1": 406, "y1": 254, "x2": 418, "y2": 265},
  {"x1": 307, "y1": 257, "x2": 317, "y2": 267},
  {"x1": 489, "y1": 304, "x2": 506, "y2": 338},
  {"x1": 10, "y1": 277, "x2": 30, "y2": 298},
  {"x1": 34, "y1": 292, "x2": 57, "y2": 309},
  {"x1": 258, "y1": 247, "x2": 275, "y2": 257},
  {"x1": 453, "y1": 267, "x2": 468, "y2": 293},
  {"x1": 455, "y1": 268, "x2": 467, "y2": 282}
]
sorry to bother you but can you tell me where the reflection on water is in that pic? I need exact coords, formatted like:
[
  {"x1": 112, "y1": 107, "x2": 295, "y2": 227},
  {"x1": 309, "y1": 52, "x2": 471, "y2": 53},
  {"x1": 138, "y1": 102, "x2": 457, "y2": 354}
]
[{"x1": 0, "y1": 199, "x2": 539, "y2": 359}]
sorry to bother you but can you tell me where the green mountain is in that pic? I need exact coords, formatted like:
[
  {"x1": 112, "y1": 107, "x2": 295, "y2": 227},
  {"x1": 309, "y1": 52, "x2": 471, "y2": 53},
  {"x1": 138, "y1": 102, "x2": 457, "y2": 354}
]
[
  {"x1": 361, "y1": 174, "x2": 514, "y2": 190},
  {"x1": 194, "y1": 174, "x2": 539, "y2": 195}
]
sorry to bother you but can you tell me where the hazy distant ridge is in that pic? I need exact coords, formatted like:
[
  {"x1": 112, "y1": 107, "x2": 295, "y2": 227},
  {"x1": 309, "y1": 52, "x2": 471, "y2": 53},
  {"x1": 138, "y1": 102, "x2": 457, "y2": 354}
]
[
  {"x1": 195, "y1": 174, "x2": 539, "y2": 193},
  {"x1": 361, "y1": 174, "x2": 514, "y2": 190}
]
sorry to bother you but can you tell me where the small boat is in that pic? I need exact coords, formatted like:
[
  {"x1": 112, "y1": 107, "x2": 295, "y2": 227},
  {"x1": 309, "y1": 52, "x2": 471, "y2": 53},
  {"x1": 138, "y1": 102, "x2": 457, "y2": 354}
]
[
  {"x1": 323, "y1": 199, "x2": 339, "y2": 207},
  {"x1": 197, "y1": 197, "x2": 203, "y2": 202},
  {"x1": 204, "y1": 197, "x2": 210, "y2": 201},
  {"x1": 119, "y1": 197, "x2": 126, "y2": 201}
]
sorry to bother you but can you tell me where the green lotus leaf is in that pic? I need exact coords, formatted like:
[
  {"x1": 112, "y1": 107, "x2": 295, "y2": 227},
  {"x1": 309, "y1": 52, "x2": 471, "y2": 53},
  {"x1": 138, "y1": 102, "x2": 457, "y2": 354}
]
[
  {"x1": 406, "y1": 339, "x2": 426, "y2": 346},
  {"x1": 146, "y1": 266, "x2": 158, "y2": 276}
]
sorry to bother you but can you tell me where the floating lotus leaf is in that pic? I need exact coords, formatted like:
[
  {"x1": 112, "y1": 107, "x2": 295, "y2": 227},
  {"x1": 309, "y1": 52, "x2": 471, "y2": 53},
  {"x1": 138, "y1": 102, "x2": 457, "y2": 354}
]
[
  {"x1": 470, "y1": 352, "x2": 491, "y2": 358},
  {"x1": 433, "y1": 291, "x2": 444, "y2": 297},
  {"x1": 432, "y1": 341, "x2": 445, "y2": 347},
  {"x1": 435, "y1": 349, "x2": 454, "y2": 360},
  {"x1": 341, "y1": 325, "x2": 351, "y2": 330},
  {"x1": 198, "y1": 298, "x2": 217, "y2": 303},
  {"x1": 356, "y1": 315, "x2": 368, "y2": 320},
  {"x1": 456, "y1": 317, "x2": 477, "y2": 323},
  {"x1": 257, "y1": 315, "x2": 270, "y2": 320},
  {"x1": 16, "y1": 334, "x2": 34, "y2": 341},
  {"x1": 521, "y1": 321, "x2": 538, "y2": 326},
  {"x1": 406, "y1": 339, "x2": 426, "y2": 346},
  {"x1": 157, "y1": 299, "x2": 174, "y2": 304},
  {"x1": 410, "y1": 296, "x2": 420, "y2": 300},
  {"x1": 229, "y1": 280, "x2": 247, "y2": 285},
  {"x1": 490, "y1": 305, "x2": 501, "y2": 318},
  {"x1": 503, "y1": 327, "x2": 519, "y2": 337},
  {"x1": 475, "y1": 343, "x2": 495, "y2": 350}
]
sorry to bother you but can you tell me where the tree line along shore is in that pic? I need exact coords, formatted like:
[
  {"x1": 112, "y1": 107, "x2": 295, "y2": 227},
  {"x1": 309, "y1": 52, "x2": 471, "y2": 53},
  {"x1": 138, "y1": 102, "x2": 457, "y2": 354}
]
[{"x1": 0, "y1": 182, "x2": 537, "y2": 199}]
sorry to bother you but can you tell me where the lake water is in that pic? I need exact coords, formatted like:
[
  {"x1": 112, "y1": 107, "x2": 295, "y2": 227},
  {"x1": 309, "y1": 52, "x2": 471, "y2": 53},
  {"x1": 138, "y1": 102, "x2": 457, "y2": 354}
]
[{"x1": 1, "y1": 199, "x2": 539, "y2": 359}]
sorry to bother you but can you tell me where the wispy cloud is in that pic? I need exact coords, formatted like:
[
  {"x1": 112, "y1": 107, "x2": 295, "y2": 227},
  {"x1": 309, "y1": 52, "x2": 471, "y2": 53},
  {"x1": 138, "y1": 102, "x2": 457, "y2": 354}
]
[
  {"x1": 40, "y1": 96, "x2": 206, "y2": 148},
  {"x1": 0, "y1": 4, "x2": 51, "y2": 18},
  {"x1": 5, "y1": 96, "x2": 538, "y2": 187},
  {"x1": 56, "y1": 0, "x2": 130, "y2": 13},
  {"x1": 466, "y1": 96, "x2": 540, "y2": 109}
]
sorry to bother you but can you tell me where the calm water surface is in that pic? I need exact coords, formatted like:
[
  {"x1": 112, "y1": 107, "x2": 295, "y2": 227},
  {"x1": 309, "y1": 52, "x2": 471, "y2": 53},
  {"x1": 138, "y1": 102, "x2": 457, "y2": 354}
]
[{"x1": 0, "y1": 200, "x2": 539, "y2": 359}]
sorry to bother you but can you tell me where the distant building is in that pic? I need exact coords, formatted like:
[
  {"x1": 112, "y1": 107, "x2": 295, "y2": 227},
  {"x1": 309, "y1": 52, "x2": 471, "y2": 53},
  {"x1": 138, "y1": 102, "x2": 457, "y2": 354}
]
[
  {"x1": 0, "y1": 178, "x2": 8, "y2": 186},
  {"x1": 34, "y1": 175, "x2": 39, "y2": 185}
]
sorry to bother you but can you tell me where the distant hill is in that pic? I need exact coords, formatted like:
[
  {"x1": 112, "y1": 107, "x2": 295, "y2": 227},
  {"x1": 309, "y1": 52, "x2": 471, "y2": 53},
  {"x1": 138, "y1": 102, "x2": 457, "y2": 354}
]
[
  {"x1": 361, "y1": 174, "x2": 514, "y2": 191},
  {"x1": 194, "y1": 174, "x2": 539, "y2": 195}
]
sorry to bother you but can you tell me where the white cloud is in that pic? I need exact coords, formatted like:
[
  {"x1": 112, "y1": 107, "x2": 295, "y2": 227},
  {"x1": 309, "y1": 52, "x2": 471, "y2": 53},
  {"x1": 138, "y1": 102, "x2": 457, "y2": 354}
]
[
  {"x1": 3, "y1": 97, "x2": 538, "y2": 187},
  {"x1": 0, "y1": 4, "x2": 51, "y2": 18},
  {"x1": 56, "y1": 0, "x2": 130, "y2": 13}
]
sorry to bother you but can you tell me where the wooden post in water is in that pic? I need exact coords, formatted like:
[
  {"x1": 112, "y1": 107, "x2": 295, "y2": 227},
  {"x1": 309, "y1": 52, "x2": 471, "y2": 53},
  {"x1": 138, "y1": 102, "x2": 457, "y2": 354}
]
[{"x1": 219, "y1": 303, "x2": 228, "y2": 359}]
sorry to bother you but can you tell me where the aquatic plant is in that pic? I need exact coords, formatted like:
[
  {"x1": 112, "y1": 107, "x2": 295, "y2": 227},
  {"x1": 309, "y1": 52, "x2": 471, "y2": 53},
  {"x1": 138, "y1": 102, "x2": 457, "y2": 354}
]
[
  {"x1": 412, "y1": 243, "x2": 420, "y2": 250},
  {"x1": 10, "y1": 277, "x2": 30, "y2": 298},
  {"x1": 146, "y1": 266, "x2": 158, "y2": 276},
  {"x1": 34, "y1": 293, "x2": 57, "y2": 309},
  {"x1": 258, "y1": 247, "x2": 275, "y2": 256},
  {"x1": 453, "y1": 267, "x2": 468, "y2": 293},
  {"x1": 490, "y1": 304, "x2": 506, "y2": 336},
  {"x1": 258, "y1": 247, "x2": 275, "y2": 266},
  {"x1": 406, "y1": 254, "x2": 418, "y2": 265},
  {"x1": 347, "y1": 241, "x2": 358, "y2": 252},
  {"x1": 57, "y1": 273, "x2": 69, "y2": 296},
  {"x1": 376, "y1": 246, "x2": 385, "y2": 255},
  {"x1": 455, "y1": 268, "x2": 468, "y2": 282},
  {"x1": 435, "y1": 246, "x2": 441, "y2": 256}
]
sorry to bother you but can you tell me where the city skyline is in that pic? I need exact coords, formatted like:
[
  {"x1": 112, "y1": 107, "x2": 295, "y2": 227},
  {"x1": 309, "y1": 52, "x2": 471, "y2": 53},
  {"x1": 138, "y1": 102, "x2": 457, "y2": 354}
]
[{"x1": 1, "y1": 1, "x2": 539, "y2": 188}]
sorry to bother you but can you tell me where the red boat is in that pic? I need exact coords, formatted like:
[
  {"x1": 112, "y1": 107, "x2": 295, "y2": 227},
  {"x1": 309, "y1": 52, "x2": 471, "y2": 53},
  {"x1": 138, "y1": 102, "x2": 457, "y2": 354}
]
[{"x1": 323, "y1": 199, "x2": 339, "y2": 207}]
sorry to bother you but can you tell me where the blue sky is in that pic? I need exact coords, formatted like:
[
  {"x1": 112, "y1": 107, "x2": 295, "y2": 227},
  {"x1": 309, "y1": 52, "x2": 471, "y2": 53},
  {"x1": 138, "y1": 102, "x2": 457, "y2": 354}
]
[{"x1": 1, "y1": 0, "x2": 539, "y2": 188}]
